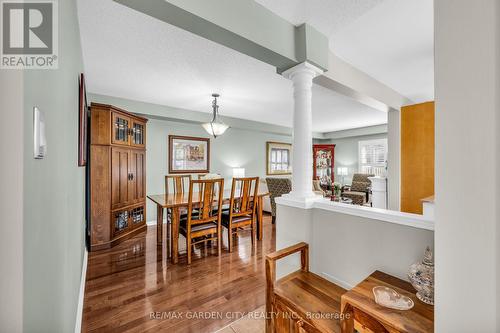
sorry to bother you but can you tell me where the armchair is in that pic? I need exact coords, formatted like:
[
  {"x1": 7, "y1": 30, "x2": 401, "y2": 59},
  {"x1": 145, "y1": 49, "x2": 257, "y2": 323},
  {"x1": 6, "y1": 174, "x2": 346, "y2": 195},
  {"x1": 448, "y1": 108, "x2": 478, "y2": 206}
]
[
  {"x1": 342, "y1": 173, "x2": 374, "y2": 205},
  {"x1": 265, "y1": 178, "x2": 292, "y2": 224}
]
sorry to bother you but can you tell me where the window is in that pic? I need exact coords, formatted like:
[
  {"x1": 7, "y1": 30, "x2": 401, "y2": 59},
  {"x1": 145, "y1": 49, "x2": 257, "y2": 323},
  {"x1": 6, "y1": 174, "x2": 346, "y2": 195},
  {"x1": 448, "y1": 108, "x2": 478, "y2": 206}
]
[
  {"x1": 358, "y1": 138, "x2": 387, "y2": 176},
  {"x1": 270, "y1": 148, "x2": 290, "y2": 172}
]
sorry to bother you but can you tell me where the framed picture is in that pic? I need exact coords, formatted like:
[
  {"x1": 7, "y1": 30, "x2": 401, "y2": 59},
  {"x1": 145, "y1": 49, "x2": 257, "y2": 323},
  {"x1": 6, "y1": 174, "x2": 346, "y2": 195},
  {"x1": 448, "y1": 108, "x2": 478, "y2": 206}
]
[
  {"x1": 78, "y1": 73, "x2": 88, "y2": 167},
  {"x1": 169, "y1": 135, "x2": 210, "y2": 174},
  {"x1": 266, "y1": 141, "x2": 292, "y2": 175}
]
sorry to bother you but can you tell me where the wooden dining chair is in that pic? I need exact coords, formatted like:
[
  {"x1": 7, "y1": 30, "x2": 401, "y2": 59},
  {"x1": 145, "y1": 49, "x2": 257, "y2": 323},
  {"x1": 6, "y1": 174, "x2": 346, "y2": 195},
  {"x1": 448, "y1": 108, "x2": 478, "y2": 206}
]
[
  {"x1": 165, "y1": 174, "x2": 191, "y2": 195},
  {"x1": 222, "y1": 177, "x2": 259, "y2": 252},
  {"x1": 180, "y1": 178, "x2": 224, "y2": 264},
  {"x1": 164, "y1": 175, "x2": 191, "y2": 256}
]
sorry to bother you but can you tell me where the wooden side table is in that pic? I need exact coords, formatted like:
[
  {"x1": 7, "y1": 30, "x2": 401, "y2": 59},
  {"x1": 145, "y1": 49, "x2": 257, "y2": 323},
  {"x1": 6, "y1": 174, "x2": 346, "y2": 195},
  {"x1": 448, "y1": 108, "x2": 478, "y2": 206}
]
[{"x1": 341, "y1": 271, "x2": 434, "y2": 333}]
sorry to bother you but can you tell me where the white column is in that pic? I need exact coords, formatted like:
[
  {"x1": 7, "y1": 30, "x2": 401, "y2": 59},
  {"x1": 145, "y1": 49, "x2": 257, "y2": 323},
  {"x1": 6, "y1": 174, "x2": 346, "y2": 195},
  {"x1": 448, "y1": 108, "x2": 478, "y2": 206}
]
[{"x1": 282, "y1": 62, "x2": 324, "y2": 201}]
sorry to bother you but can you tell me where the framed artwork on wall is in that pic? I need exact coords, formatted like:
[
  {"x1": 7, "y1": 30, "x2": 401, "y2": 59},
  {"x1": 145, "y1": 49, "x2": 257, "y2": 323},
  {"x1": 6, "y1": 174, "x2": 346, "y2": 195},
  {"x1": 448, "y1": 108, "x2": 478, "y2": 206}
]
[
  {"x1": 266, "y1": 141, "x2": 292, "y2": 175},
  {"x1": 168, "y1": 135, "x2": 210, "y2": 173},
  {"x1": 78, "y1": 73, "x2": 88, "y2": 167}
]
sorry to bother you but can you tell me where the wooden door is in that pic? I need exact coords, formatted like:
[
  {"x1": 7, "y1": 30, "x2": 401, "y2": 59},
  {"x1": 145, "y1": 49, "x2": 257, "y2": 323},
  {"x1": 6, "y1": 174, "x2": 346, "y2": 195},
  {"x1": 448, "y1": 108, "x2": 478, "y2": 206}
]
[
  {"x1": 130, "y1": 119, "x2": 146, "y2": 148},
  {"x1": 111, "y1": 147, "x2": 130, "y2": 209},
  {"x1": 111, "y1": 112, "x2": 131, "y2": 146},
  {"x1": 129, "y1": 149, "x2": 146, "y2": 203}
]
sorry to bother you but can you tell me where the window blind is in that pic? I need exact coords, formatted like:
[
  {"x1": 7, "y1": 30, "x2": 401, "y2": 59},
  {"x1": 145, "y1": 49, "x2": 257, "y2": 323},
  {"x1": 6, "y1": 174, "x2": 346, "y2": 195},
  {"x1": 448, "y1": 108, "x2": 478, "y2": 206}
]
[{"x1": 358, "y1": 139, "x2": 387, "y2": 176}]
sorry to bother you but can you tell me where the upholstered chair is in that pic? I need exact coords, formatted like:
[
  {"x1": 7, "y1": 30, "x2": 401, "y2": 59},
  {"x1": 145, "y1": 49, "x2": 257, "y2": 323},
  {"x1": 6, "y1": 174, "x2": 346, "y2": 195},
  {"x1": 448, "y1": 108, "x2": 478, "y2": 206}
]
[
  {"x1": 312, "y1": 179, "x2": 326, "y2": 196},
  {"x1": 342, "y1": 173, "x2": 374, "y2": 205},
  {"x1": 265, "y1": 178, "x2": 292, "y2": 224}
]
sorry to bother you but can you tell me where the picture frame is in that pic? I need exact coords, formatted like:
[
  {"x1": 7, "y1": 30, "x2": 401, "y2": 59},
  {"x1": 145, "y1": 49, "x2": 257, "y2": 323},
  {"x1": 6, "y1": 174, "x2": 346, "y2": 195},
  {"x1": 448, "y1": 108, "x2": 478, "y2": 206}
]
[
  {"x1": 266, "y1": 141, "x2": 292, "y2": 175},
  {"x1": 78, "y1": 73, "x2": 88, "y2": 167},
  {"x1": 168, "y1": 135, "x2": 210, "y2": 174}
]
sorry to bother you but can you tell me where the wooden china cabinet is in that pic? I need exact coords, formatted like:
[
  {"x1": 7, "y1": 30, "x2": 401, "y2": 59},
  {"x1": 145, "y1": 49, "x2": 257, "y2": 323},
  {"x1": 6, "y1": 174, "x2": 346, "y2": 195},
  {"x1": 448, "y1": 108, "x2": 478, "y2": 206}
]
[
  {"x1": 313, "y1": 144, "x2": 335, "y2": 185},
  {"x1": 90, "y1": 103, "x2": 148, "y2": 251}
]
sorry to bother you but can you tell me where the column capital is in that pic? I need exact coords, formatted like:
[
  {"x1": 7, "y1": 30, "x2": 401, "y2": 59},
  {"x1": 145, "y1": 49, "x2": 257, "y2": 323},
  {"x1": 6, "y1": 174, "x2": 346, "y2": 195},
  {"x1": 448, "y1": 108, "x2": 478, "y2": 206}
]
[{"x1": 282, "y1": 62, "x2": 324, "y2": 80}]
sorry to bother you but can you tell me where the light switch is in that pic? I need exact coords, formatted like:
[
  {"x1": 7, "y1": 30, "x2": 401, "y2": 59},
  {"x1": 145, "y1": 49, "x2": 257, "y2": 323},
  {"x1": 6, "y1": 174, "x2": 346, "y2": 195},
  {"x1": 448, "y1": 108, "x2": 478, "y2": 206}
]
[{"x1": 33, "y1": 107, "x2": 46, "y2": 159}]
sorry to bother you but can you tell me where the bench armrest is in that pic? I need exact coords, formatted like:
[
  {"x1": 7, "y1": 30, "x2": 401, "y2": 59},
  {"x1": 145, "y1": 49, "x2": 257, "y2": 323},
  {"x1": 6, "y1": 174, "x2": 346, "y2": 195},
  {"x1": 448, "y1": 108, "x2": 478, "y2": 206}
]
[
  {"x1": 265, "y1": 242, "x2": 310, "y2": 333},
  {"x1": 265, "y1": 242, "x2": 309, "y2": 285},
  {"x1": 266, "y1": 242, "x2": 309, "y2": 265}
]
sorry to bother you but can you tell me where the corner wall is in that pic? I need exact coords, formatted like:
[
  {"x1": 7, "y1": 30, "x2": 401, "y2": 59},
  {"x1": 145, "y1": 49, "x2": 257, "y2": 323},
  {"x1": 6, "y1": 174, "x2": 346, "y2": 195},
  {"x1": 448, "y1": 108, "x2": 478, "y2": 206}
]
[
  {"x1": 435, "y1": 0, "x2": 499, "y2": 331},
  {"x1": 22, "y1": 0, "x2": 86, "y2": 331},
  {"x1": 0, "y1": 71, "x2": 24, "y2": 332},
  {"x1": 387, "y1": 109, "x2": 400, "y2": 211}
]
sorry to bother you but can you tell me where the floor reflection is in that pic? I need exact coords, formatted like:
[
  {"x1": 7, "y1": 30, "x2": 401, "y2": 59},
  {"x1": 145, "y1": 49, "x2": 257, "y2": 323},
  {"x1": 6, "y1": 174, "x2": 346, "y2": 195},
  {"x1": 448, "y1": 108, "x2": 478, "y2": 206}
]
[{"x1": 82, "y1": 214, "x2": 275, "y2": 333}]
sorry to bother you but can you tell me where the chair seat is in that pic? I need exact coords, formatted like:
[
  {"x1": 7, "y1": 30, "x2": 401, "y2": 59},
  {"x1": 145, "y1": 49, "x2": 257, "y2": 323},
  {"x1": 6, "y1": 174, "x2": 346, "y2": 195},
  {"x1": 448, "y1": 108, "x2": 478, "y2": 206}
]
[
  {"x1": 221, "y1": 211, "x2": 252, "y2": 227},
  {"x1": 179, "y1": 221, "x2": 217, "y2": 234},
  {"x1": 342, "y1": 191, "x2": 366, "y2": 205},
  {"x1": 342, "y1": 191, "x2": 365, "y2": 197}
]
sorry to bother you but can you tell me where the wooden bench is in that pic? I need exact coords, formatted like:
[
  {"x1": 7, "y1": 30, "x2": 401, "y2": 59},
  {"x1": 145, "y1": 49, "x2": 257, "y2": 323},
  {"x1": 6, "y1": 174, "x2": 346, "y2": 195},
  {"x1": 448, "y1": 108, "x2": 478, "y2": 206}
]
[{"x1": 265, "y1": 242, "x2": 346, "y2": 333}]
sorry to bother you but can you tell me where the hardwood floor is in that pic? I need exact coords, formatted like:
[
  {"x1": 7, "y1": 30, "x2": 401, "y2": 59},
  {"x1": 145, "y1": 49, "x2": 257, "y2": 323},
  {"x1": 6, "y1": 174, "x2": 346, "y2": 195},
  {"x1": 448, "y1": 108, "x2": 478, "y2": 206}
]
[{"x1": 82, "y1": 215, "x2": 275, "y2": 333}]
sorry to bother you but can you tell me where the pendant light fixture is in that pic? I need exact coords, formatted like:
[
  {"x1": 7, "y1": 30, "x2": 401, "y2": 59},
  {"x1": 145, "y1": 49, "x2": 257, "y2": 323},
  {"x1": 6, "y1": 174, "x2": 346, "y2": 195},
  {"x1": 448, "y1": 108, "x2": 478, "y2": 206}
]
[{"x1": 202, "y1": 93, "x2": 229, "y2": 138}]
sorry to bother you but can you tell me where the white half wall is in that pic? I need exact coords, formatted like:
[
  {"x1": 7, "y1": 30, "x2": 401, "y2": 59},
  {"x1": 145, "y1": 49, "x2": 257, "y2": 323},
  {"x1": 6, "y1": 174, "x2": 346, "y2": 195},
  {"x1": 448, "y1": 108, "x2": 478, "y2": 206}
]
[
  {"x1": 311, "y1": 209, "x2": 433, "y2": 289},
  {"x1": 434, "y1": 0, "x2": 499, "y2": 331},
  {"x1": 275, "y1": 199, "x2": 434, "y2": 289}
]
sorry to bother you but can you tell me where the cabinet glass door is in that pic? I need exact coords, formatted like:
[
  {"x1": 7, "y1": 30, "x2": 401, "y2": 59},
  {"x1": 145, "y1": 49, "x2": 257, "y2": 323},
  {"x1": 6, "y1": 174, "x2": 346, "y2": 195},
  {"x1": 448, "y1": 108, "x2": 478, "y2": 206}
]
[
  {"x1": 113, "y1": 209, "x2": 129, "y2": 235},
  {"x1": 131, "y1": 206, "x2": 145, "y2": 225},
  {"x1": 112, "y1": 112, "x2": 130, "y2": 145},
  {"x1": 131, "y1": 121, "x2": 145, "y2": 146},
  {"x1": 313, "y1": 144, "x2": 335, "y2": 185}
]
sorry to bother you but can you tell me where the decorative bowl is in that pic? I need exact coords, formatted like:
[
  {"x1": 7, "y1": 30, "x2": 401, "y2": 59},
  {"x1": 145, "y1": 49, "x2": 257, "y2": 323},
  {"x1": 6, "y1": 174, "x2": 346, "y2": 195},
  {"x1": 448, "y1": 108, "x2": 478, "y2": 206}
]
[{"x1": 372, "y1": 286, "x2": 414, "y2": 310}]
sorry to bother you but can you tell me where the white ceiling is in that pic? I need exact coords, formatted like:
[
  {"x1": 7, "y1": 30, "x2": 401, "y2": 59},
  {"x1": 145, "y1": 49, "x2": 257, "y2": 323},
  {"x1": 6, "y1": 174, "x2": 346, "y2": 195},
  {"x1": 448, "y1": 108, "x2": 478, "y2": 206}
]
[
  {"x1": 77, "y1": 0, "x2": 387, "y2": 133},
  {"x1": 255, "y1": 0, "x2": 435, "y2": 102}
]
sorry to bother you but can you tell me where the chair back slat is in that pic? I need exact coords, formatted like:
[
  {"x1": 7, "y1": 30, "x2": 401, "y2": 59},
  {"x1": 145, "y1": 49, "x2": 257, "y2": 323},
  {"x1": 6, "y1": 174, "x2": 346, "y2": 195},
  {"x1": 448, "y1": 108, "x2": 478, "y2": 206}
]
[
  {"x1": 230, "y1": 177, "x2": 259, "y2": 216},
  {"x1": 165, "y1": 174, "x2": 191, "y2": 195},
  {"x1": 188, "y1": 178, "x2": 224, "y2": 225}
]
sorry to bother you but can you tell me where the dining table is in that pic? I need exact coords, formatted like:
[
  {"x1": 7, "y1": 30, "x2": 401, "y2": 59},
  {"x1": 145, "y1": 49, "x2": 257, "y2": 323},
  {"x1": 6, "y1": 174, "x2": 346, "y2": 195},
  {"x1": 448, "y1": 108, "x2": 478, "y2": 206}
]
[{"x1": 148, "y1": 189, "x2": 270, "y2": 264}]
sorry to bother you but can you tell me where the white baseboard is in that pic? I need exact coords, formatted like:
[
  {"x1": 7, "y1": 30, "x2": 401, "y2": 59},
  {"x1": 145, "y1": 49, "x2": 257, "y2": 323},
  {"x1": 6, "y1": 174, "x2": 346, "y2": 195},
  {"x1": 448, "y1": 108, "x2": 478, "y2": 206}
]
[
  {"x1": 75, "y1": 248, "x2": 88, "y2": 333},
  {"x1": 320, "y1": 272, "x2": 353, "y2": 290},
  {"x1": 146, "y1": 219, "x2": 167, "y2": 226}
]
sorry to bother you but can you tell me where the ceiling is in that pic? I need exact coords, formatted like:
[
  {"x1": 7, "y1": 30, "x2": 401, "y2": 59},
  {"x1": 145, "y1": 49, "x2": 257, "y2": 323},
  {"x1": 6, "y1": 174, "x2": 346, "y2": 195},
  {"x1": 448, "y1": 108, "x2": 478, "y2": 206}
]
[
  {"x1": 78, "y1": 0, "x2": 438, "y2": 133},
  {"x1": 255, "y1": 0, "x2": 435, "y2": 103}
]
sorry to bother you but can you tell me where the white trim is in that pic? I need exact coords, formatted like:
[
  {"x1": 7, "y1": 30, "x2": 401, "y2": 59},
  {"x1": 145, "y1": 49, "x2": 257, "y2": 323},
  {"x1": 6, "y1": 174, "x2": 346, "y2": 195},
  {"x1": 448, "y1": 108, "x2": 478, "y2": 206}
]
[
  {"x1": 146, "y1": 219, "x2": 167, "y2": 226},
  {"x1": 277, "y1": 197, "x2": 434, "y2": 231},
  {"x1": 320, "y1": 272, "x2": 354, "y2": 290},
  {"x1": 275, "y1": 194, "x2": 322, "y2": 209},
  {"x1": 74, "y1": 249, "x2": 88, "y2": 333}
]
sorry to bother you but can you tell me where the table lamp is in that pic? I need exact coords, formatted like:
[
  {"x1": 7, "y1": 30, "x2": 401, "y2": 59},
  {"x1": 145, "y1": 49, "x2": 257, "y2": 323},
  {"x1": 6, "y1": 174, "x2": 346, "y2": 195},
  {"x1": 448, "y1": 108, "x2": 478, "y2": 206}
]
[
  {"x1": 232, "y1": 167, "x2": 245, "y2": 178},
  {"x1": 337, "y1": 167, "x2": 348, "y2": 185}
]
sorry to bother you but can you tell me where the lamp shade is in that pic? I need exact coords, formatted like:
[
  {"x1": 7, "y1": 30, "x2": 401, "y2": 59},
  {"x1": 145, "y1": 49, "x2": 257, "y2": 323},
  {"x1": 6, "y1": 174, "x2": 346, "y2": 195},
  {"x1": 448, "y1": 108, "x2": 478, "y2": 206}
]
[
  {"x1": 202, "y1": 122, "x2": 229, "y2": 137},
  {"x1": 232, "y1": 167, "x2": 245, "y2": 178}
]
